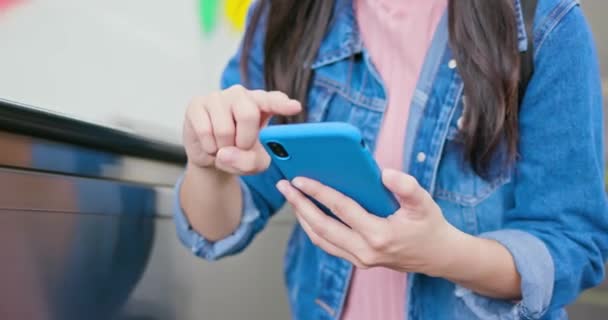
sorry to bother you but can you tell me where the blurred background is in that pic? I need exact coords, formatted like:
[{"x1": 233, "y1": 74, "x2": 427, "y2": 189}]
[{"x1": 0, "y1": 0, "x2": 606, "y2": 319}]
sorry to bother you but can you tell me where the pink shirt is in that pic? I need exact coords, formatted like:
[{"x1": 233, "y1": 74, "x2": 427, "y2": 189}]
[{"x1": 341, "y1": 1, "x2": 446, "y2": 319}]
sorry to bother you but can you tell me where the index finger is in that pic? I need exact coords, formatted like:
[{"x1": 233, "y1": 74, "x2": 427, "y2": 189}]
[
  {"x1": 291, "y1": 177, "x2": 387, "y2": 237},
  {"x1": 247, "y1": 90, "x2": 302, "y2": 117}
]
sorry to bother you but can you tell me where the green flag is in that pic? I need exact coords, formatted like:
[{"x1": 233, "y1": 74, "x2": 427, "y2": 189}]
[{"x1": 199, "y1": 0, "x2": 219, "y2": 34}]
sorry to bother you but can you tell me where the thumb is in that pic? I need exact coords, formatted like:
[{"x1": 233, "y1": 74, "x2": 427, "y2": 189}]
[
  {"x1": 216, "y1": 144, "x2": 271, "y2": 174},
  {"x1": 382, "y1": 169, "x2": 427, "y2": 209}
]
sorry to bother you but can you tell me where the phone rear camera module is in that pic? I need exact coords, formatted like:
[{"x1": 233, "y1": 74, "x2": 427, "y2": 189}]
[{"x1": 267, "y1": 142, "x2": 289, "y2": 159}]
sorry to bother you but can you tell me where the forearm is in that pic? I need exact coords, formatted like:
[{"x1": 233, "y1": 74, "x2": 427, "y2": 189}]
[
  {"x1": 180, "y1": 163, "x2": 243, "y2": 241},
  {"x1": 439, "y1": 229, "x2": 522, "y2": 300}
]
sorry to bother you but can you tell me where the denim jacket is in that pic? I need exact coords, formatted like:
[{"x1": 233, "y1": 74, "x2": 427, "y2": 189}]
[{"x1": 174, "y1": 0, "x2": 608, "y2": 319}]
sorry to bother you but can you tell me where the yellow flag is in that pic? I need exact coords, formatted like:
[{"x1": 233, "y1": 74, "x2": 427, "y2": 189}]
[{"x1": 225, "y1": 0, "x2": 252, "y2": 31}]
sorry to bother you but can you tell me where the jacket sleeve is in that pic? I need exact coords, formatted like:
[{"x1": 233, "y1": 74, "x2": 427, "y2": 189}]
[
  {"x1": 456, "y1": 5, "x2": 608, "y2": 319},
  {"x1": 174, "y1": 1, "x2": 288, "y2": 260}
]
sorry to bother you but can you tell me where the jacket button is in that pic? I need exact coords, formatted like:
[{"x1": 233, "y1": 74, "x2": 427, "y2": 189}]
[
  {"x1": 448, "y1": 59, "x2": 457, "y2": 69},
  {"x1": 457, "y1": 117, "x2": 464, "y2": 130},
  {"x1": 416, "y1": 152, "x2": 426, "y2": 163}
]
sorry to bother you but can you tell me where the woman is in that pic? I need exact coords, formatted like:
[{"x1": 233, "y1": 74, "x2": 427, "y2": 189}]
[{"x1": 175, "y1": 0, "x2": 607, "y2": 319}]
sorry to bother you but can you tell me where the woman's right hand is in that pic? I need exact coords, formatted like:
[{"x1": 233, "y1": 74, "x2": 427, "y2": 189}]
[{"x1": 183, "y1": 85, "x2": 302, "y2": 175}]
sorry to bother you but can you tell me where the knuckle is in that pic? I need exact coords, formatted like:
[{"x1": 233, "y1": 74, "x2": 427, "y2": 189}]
[
  {"x1": 195, "y1": 94, "x2": 210, "y2": 103},
  {"x1": 188, "y1": 96, "x2": 204, "y2": 108},
  {"x1": 303, "y1": 183, "x2": 320, "y2": 194},
  {"x1": 305, "y1": 188, "x2": 320, "y2": 199},
  {"x1": 290, "y1": 198, "x2": 305, "y2": 212},
  {"x1": 313, "y1": 224, "x2": 329, "y2": 239},
  {"x1": 237, "y1": 160, "x2": 257, "y2": 174},
  {"x1": 403, "y1": 175, "x2": 420, "y2": 191},
  {"x1": 207, "y1": 91, "x2": 222, "y2": 102},
  {"x1": 403, "y1": 174, "x2": 418, "y2": 185},
  {"x1": 186, "y1": 99, "x2": 203, "y2": 116},
  {"x1": 194, "y1": 127, "x2": 212, "y2": 139},
  {"x1": 206, "y1": 92, "x2": 225, "y2": 109},
  {"x1": 235, "y1": 106, "x2": 260, "y2": 123},
  {"x1": 358, "y1": 251, "x2": 378, "y2": 267},
  {"x1": 250, "y1": 89, "x2": 266, "y2": 96},
  {"x1": 227, "y1": 84, "x2": 245, "y2": 93},
  {"x1": 368, "y1": 234, "x2": 389, "y2": 250},
  {"x1": 214, "y1": 127, "x2": 235, "y2": 138},
  {"x1": 229, "y1": 83, "x2": 245, "y2": 91},
  {"x1": 329, "y1": 201, "x2": 350, "y2": 216}
]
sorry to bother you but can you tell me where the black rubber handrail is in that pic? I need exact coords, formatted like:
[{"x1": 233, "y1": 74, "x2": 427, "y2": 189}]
[{"x1": 0, "y1": 98, "x2": 187, "y2": 164}]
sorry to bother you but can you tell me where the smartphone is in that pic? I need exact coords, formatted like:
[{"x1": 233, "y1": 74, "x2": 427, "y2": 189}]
[{"x1": 259, "y1": 122, "x2": 399, "y2": 218}]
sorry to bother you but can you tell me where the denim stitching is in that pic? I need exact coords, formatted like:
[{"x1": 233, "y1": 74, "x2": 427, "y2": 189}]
[
  {"x1": 434, "y1": 174, "x2": 512, "y2": 206},
  {"x1": 534, "y1": 0, "x2": 578, "y2": 59},
  {"x1": 427, "y1": 71, "x2": 463, "y2": 196},
  {"x1": 314, "y1": 76, "x2": 386, "y2": 111}
]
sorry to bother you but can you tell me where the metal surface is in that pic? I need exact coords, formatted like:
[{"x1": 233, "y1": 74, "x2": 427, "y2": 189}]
[
  {"x1": 0, "y1": 209, "x2": 155, "y2": 320},
  {"x1": 0, "y1": 135, "x2": 164, "y2": 320},
  {"x1": 0, "y1": 164, "x2": 292, "y2": 320},
  {"x1": 0, "y1": 207, "x2": 292, "y2": 320},
  {"x1": 0, "y1": 130, "x2": 183, "y2": 189}
]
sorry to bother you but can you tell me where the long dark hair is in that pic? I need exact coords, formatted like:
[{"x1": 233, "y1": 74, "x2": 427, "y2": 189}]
[{"x1": 242, "y1": 0, "x2": 521, "y2": 178}]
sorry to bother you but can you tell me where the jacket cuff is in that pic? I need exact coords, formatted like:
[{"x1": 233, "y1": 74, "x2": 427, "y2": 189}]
[
  {"x1": 454, "y1": 229, "x2": 555, "y2": 320},
  {"x1": 173, "y1": 174, "x2": 261, "y2": 261}
]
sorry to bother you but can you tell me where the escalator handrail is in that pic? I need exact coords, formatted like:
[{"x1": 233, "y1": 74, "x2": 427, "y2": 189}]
[{"x1": 0, "y1": 98, "x2": 187, "y2": 164}]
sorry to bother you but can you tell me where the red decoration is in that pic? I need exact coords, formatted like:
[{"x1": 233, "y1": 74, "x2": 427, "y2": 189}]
[{"x1": 0, "y1": 0, "x2": 23, "y2": 12}]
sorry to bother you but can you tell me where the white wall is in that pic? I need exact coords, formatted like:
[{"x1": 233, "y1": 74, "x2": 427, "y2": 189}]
[{"x1": 0, "y1": 0, "x2": 241, "y2": 143}]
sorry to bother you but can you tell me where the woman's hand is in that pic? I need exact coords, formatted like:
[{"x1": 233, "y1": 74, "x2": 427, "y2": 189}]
[
  {"x1": 276, "y1": 168, "x2": 465, "y2": 277},
  {"x1": 183, "y1": 85, "x2": 301, "y2": 174},
  {"x1": 180, "y1": 86, "x2": 300, "y2": 241}
]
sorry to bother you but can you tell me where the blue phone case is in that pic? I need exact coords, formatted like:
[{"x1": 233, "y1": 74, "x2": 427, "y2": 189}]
[{"x1": 260, "y1": 122, "x2": 400, "y2": 218}]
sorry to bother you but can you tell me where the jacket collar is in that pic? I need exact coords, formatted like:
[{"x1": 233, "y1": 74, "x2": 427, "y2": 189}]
[
  {"x1": 311, "y1": 0, "x2": 363, "y2": 69},
  {"x1": 311, "y1": 0, "x2": 529, "y2": 69},
  {"x1": 513, "y1": 0, "x2": 532, "y2": 51}
]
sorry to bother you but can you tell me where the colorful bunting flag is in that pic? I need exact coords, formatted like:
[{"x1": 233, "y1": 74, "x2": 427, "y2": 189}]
[{"x1": 199, "y1": 0, "x2": 252, "y2": 34}]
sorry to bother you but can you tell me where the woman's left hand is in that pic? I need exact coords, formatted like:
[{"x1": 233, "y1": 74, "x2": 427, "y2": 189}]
[{"x1": 276, "y1": 168, "x2": 465, "y2": 277}]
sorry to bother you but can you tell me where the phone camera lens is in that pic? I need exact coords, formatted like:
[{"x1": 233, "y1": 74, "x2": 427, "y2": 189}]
[{"x1": 267, "y1": 142, "x2": 289, "y2": 158}]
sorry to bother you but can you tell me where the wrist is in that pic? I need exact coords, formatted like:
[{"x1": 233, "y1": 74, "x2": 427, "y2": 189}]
[
  {"x1": 434, "y1": 228, "x2": 504, "y2": 285},
  {"x1": 181, "y1": 162, "x2": 243, "y2": 241},
  {"x1": 431, "y1": 231, "x2": 523, "y2": 299},
  {"x1": 182, "y1": 162, "x2": 237, "y2": 208},
  {"x1": 186, "y1": 161, "x2": 233, "y2": 182},
  {"x1": 430, "y1": 225, "x2": 476, "y2": 280}
]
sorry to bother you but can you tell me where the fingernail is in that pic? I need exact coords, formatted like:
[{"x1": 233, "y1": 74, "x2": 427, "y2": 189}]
[
  {"x1": 292, "y1": 177, "x2": 304, "y2": 189},
  {"x1": 288, "y1": 100, "x2": 302, "y2": 108},
  {"x1": 276, "y1": 180, "x2": 289, "y2": 193}
]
